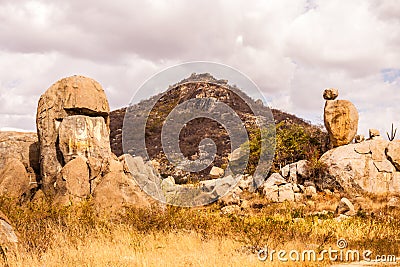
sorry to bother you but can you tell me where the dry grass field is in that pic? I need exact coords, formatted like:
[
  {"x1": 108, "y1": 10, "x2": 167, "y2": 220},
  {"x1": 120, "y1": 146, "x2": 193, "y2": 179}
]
[{"x1": 1, "y1": 194, "x2": 399, "y2": 267}]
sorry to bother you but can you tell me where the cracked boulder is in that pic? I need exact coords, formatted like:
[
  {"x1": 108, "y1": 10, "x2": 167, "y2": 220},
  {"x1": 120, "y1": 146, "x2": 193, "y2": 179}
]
[
  {"x1": 320, "y1": 139, "x2": 400, "y2": 194},
  {"x1": 36, "y1": 75, "x2": 110, "y2": 194}
]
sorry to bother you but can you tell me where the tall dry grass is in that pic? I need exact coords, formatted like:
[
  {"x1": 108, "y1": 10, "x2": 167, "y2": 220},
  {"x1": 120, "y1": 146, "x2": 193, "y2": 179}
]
[{"x1": 0, "y1": 195, "x2": 399, "y2": 266}]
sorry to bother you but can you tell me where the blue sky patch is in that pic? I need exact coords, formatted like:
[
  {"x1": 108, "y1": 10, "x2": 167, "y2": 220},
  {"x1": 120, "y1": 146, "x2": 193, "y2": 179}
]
[{"x1": 381, "y1": 68, "x2": 400, "y2": 83}]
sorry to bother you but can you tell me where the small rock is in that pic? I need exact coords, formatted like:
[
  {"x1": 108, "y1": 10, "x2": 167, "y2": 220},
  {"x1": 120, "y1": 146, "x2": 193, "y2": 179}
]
[
  {"x1": 263, "y1": 185, "x2": 279, "y2": 202},
  {"x1": 264, "y1": 173, "x2": 287, "y2": 187},
  {"x1": 221, "y1": 205, "x2": 241, "y2": 215},
  {"x1": 240, "y1": 199, "x2": 250, "y2": 209},
  {"x1": 296, "y1": 160, "x2": 309, "y2": 178},
  {"x1": 323, "y1": 88, "x2": 339, "y2": 100},
  {"x1": 304, "y1": 186, "x2": 317, "y2": 197},
  {"x1": 210, "y1": 166, "x2": 224, "y2": 178},
  {"x1": 387, "y1": 197, "x2": 400, "y2": 209},
  {"x1": 219, "y1": 187, "x2": 242, "y2": 206},
  {"x1": 336, "y1": 197, "x2": 356, "y2": 216},
  {"x1": 237, "y1": 175, "x2": 254, "y2": 191},
  {"x1": 280, "y1": 165, "x2": 290, "y2": 178},
  {"x1": 354, "y1": 135, "x2": 365, "y2": 143},
  {"x1": 293, "y1": 184, "x2": 301, "y2": 193},
  {"x1": 0, "y1": 211, "x2": 18, "y2": 246},
  {"x1": 278, "y1": 183, "x2": 295, "y2": 202},
  {"x1": 294, "y1": 193, "x2": 303, "y2": 202},
  {"x1": 324, "y1": 189, "x2": 333, "y2": 195},
  {"x1": 369, "y1": 129, "x2": 381, "y2": 139},
  {"x1": 0, "y1": 159, "x2": 33, "y2": 200}
]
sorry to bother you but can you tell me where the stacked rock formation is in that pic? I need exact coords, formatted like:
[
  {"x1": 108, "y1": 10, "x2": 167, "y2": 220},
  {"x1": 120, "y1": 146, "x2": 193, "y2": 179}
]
[
  {"x1": 323, "y1": 88, "x2": 359, "y2": 147},
  {"x1": 34, "y1": 75, "x2": 152, "y2": 209},
  {"x1": 36, "y1": 76, "x2": 110, "y2": 194}
]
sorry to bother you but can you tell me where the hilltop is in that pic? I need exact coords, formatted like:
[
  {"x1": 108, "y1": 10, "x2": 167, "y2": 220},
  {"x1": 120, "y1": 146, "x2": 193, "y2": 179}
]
[{"x1": 110, "y1": 73, "x2": 329, "y2": 183}]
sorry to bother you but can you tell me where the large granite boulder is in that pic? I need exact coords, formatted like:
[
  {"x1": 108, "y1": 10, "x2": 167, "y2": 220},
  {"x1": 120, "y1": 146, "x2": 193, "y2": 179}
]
[
  {"x1": 320, "y1": 140, "x2": 400, "y2": 194},
  {"x1": 92, "y1": 156, "x2": 153, "y2": 211},
  {"x1": 36, "y1": 75, "x2": 110, "y2": 193},
  {"x1": 54, "y1": 156, "x2": 90, "y2": 205},
  {"x1": 324, "y1": 99, "x2": 359, "y2": 147},
  {"x1": 58, "y1": 115, "x2": 111, "y2": 163},
  {"x1": 0, "y1": 159, "x2": 34, "y2": 200}
]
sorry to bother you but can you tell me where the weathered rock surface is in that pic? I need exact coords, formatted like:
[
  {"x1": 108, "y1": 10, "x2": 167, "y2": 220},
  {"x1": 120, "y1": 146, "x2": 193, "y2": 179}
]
[
  {"x1": 0, "y1": 159, "x2": 34, "y2": 199},
  {"x1": 355, "y1": 134, "x2": 365, "y2": 143},
  {"x1": 36, "y1": 75, "x2": 110, "y2": 193},
  {"x1": 323, "y1": 88, "x2": 339, "y2": 100},
  {"x1": 280, "y1": 160, "x2": 309, "y2": 185},
  {"x1": 59, "y1": 115, "x2": 111, "y2": 163},
  {"x1": 386, "y1": 140, "x2": 400, "y2": 171},
  {"x1": 262, "y1": 173, "x2": 296, "y2": 202},
  {"x1": 209, "y1": 166, "x2": 224, "y2": 178},
  {"x1": 92, "y1": 163, "x2": 152, "y2": 211},
  {"x1": 320, "y1": 140, "x2": 400, "y2": 194},
  {"x1": 324, "y1": 99, "x2": 359, "y2": 147},
  {"x1": 369, "y1": 129, "x2": 381, "y2": 140},
  {"x1": 54, "y1": 156, "x2": 90, "y2": 204},
  {"x1": 0, "y1": 211, "x2": 18, "y2": 247},
  {"x1": 0, "y1": 131, "x2": 39, "y2": 174},
  {"x1": 336, "y1": 197, "x2": 356, "y2": 216}
]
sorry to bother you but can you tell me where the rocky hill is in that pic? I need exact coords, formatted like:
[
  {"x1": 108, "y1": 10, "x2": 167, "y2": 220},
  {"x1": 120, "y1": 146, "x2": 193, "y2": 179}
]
[{"x1": 110, "y1": 73, "x2": 329, "y2": 184}]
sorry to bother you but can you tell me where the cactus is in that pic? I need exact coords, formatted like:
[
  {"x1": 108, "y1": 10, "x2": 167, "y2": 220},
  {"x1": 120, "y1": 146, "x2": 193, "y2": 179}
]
[{"x1": 387, "y1": 123, "x2": 397, "y2": 141}]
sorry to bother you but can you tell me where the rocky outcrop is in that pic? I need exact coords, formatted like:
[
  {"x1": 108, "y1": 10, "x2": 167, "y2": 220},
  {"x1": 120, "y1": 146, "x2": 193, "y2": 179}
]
[
  {"x1": 92, "y1": 156, "x2": 153, "y2": 211},
  {"x1": 54, "y1": 156, "x2": 90, "y2": 205},
  {"x1": 323, "y1": 89, "x2": 359, "y2": 147},
  {"x1": 36, "y1": 75, "x2": 110, "y2": 193},
  {"x1": 0, "y1": 131, "x2": 39, "y2": 174},
  {"x1": 0, "y1": 159, "x2": 34, "y2": 200},
  {"x1": 320, "y1": 139, "x2": 400, "y2": 194},
  {"x1": 58, "y1": 115, "x2": 111, "y2": 163}
]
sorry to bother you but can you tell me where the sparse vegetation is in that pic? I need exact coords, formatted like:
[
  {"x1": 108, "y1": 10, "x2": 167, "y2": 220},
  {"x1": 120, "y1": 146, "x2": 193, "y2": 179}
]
[{"x1": 1, "y1": 195, "x2": 400, "y2": 266}]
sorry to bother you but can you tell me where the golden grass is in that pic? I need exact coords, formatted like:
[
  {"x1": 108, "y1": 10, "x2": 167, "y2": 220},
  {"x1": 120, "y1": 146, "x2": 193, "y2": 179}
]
[{"x1": 0, "y1": 195, "x2": 399, "y2": 267}]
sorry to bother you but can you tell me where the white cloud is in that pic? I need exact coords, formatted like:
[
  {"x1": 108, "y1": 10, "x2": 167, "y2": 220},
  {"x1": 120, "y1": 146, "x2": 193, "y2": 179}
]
[{"x1": 0, "y1": 0, "x2": 398, "y2": 139}]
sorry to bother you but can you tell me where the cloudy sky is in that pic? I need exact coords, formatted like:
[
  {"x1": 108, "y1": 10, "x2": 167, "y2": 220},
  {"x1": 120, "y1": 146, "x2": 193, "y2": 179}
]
[{"x1": 0, "y1": 0, "x2": 399, "y2": 138}]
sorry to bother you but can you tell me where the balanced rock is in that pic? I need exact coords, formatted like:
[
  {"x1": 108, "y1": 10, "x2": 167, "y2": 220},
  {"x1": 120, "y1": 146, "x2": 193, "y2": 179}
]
[
  {"x1": 36, "y1": 75, "x2": 110, "y2": 193},
  {"x1": 324, "y1": 97, "x2": 359, "y2": 147},
  {"x1": 323, "y1": 88, "x2": 339, "y2": 100}
]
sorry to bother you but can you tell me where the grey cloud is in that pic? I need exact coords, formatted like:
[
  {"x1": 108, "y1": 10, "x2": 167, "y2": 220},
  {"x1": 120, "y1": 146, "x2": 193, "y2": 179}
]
[{"x1": 0, "y1": 0, "x2": 399, "y2": 137}]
